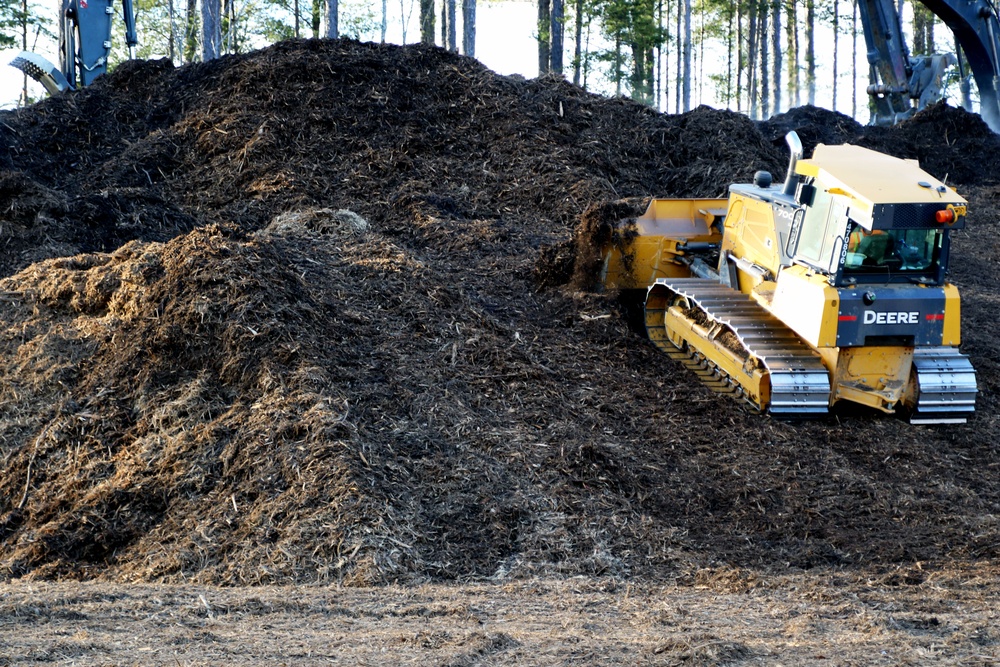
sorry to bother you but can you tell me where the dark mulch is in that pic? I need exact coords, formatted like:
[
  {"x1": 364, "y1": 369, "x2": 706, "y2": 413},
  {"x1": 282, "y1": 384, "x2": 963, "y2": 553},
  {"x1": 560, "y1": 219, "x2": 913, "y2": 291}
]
[{"x1": 1, "y1": 39, "x2": 999, "y2": 585}]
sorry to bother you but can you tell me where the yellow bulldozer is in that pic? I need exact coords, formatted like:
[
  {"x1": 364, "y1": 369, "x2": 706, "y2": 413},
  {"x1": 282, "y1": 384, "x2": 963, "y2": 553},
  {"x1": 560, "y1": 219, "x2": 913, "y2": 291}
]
[{"x1": 600, "y1": 131, "x2": 977, "y2": 423}]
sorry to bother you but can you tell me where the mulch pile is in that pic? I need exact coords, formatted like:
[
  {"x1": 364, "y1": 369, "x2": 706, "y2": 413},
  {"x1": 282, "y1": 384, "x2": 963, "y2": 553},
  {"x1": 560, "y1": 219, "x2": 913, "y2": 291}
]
[{"x1": 1, "y1": 38, "x2": 999, "y2": 585}]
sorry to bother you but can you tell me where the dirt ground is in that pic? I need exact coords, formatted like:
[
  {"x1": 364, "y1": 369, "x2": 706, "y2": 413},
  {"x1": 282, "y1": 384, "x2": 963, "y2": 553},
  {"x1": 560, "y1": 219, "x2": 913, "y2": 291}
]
[
  {"x1": 3, "y1": 39, "x2": 1000, "y2": 665},
  {"x1": 3, "y1": 565, "x2": 999, "y2": 666}
]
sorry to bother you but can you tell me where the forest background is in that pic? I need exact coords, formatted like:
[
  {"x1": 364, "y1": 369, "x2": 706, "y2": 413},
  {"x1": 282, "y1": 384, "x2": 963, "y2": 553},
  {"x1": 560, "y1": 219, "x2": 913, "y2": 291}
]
[{"x1": 0, "y1": 1, "x2": 971, "y2": 131}]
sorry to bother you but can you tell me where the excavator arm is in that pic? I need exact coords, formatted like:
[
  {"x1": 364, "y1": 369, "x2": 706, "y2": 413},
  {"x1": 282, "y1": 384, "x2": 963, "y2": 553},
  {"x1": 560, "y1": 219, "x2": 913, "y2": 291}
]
[
  {"x1": 859, "y1": 0, "x2": 915, "y2": 123},
  {"x1": 921, "y1": 0, "x2": 1000, "y2": 129},
  {"x1": 860, "y1": 0, "x2": 1000, "y2": 130},
  {"x1": 11, "y1": 0, "x2": 137, "y2": 94}
]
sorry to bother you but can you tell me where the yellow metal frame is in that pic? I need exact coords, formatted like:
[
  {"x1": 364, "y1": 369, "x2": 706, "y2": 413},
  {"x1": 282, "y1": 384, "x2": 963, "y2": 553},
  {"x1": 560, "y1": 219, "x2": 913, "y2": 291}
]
[
  {"x1": 796, "y1": 143, "x2": 966, "y2": 229},
  {"x1": 662, "y1": 305, "x2": 769, "y2": 408},
  {"x1": 765, "y1": 265, "x2": 840, "y2": 348},
  {"x1": 601, "y1": 198, "x2": 726, "y2": 290},
  {"x1": 828, "y1": 346, "x2": 914, "y2": 413}
]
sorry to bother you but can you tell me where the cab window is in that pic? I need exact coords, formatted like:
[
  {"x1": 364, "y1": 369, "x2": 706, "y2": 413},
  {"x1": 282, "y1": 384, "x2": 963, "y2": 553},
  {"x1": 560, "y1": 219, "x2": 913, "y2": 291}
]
[
  {"x1": 795, "y1": 190, "x2": 848, "y2": 271},
  {"x1": 844, "y1": 225, "x2": 943, "y2": 275}
]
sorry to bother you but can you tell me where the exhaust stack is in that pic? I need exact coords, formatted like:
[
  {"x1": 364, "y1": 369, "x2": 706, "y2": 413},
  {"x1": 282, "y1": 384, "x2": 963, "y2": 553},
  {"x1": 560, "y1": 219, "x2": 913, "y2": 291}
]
[{"x1": 782, "y1": 131, "x2": 803, "y2": 197}]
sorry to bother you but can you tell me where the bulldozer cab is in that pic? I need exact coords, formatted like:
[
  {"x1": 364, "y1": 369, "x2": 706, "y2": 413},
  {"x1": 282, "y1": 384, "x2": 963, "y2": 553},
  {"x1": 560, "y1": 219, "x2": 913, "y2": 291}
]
[
  {"x1": 845, "y1": 226, "x2": 945, "y2": 273},
  {"x1": 784, "y1": 142, "x2": 964, "y2": 288}
]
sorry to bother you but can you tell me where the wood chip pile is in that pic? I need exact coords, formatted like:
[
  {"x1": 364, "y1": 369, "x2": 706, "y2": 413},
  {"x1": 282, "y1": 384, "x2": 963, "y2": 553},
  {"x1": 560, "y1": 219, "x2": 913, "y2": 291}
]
[{"x1": 1, "y1": 39, "x2": 998, "y2": 584}]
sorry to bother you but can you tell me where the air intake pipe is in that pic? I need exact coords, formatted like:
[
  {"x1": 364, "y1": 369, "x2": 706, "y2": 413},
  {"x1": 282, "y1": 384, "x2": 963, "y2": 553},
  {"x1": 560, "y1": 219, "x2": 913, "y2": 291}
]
[{"x1": 782, "y1": 131, "x2": 803, "y2": 197}]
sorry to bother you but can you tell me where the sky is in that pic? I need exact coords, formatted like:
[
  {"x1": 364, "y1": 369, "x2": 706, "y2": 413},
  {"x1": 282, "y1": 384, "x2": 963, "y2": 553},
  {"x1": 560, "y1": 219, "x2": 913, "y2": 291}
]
[{"x1": 0, "y1": 0, "x2": 967, "y2": 122}]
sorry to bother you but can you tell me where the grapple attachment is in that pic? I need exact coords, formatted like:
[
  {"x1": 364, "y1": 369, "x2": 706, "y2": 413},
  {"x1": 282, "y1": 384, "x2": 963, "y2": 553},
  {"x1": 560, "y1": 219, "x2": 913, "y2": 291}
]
[{"x1": 9, "y1": 52, "x2": 72, "y2": 95}]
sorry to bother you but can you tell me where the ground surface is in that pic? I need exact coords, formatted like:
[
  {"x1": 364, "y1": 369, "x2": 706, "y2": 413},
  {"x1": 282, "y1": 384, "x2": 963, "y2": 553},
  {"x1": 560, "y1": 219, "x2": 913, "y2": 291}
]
[
  {"x1": 2, "y1": 38, "x2": 1000, "y2": 664},
  {"x1": 2, "y1": 566, "x2": 999, "y2": 665}
]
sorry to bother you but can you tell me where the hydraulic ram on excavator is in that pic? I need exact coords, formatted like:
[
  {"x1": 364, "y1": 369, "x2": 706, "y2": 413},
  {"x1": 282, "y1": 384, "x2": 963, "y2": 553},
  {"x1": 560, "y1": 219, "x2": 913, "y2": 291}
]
[{"x1": 599, "y1": 132, "x2": 977, "y2": 423}]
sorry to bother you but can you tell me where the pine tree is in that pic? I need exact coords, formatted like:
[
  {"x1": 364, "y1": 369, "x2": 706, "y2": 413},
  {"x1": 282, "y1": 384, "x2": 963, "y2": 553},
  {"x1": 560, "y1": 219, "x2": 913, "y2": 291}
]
[
  {"x1": 327, "y1": 0, "x2": 338, "y2": 37},
  {"x1": 682, "y1": 0, "x2": 691, "y2": 111},
  {"x1": 552, "y1": 0, "x2": 564, "y2": 72},
  {"x1": 771, "y1": 0, "x2": 781, "y2": 115},
  {"x1": 462, "y1": 0, "x2": 475, "y2": 55},
  {"x1": 832, "y1": 0, "x2": 839, "y2": 111},
  {"x1": 202, "y1": 0, "x2": 222, "y2": 60},
  {"x1": 760, "y1": 0, "x2": 769, "y2": 118},
  {"x1": 805, "y1": 0, "x2": 815, "y2": 105},
  {"x1": 912, "y1": 1, "x2": 934, "y2": 55},
  {"x1": 447, "y1": 0, "x2": 457, "y2": 51},
  {"x1": 852, "y1": 0, "x2": 858, "y2": 117},
  {"x1": 786, "y1": 0, "x2": 798, "y2": 107},
  {"x1": 596, "y1": 0, "x2": 666, "y2": 104},
  {"x1": 420, "y1": 0, "x2": 434, "y2": 44},
  {"x1": 573, "y1": 0, "x2": 585, "y2": 85},
  {"x1": 538, "y1": 0, "x2": 550, "y2": 73},
  {"x1": 748, "y1": 0, "x2": 758, "y2": 117}
]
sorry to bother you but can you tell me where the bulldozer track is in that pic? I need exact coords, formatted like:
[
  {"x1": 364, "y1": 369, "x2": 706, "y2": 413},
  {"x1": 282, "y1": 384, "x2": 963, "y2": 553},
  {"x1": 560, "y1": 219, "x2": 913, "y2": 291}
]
[
  {"x1": 910, "y1": 347, "x2": 978, "y2": 424},
  {"x1": 645, "y1": 278, "x2": 831, "y2": 417}
]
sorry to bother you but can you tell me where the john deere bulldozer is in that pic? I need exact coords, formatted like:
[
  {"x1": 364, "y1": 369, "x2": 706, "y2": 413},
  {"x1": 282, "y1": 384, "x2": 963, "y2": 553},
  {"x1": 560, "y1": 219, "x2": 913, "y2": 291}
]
[{"x1": 600, "y1": 132, "x2": 976, "y2": 423}]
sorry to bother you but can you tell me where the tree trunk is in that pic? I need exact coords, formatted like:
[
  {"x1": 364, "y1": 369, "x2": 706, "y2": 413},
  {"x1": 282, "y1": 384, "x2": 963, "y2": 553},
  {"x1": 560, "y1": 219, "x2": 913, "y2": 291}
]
[
  {"x1": 914, "y1": 1, "x2": 925, "y2": 54},
  {"x1": 927, "y1": 10, "x2": 934, "y2": 52},
  {"x1": 294, "y1": 0, "x2": 300, "y2": 37},
  {"x1": 312, "y1": 0, "x2": 322, "y2": 37},
  {"x1": 441, "y1": 0, "x2": 446, "y2": 44},
  {"x1": 771, "y1": 0, "x2": 781, "y2": 114},
  {"x1": 760, "y1": 2, "x2": 770, "y2": 118},
  {"x1": 202, "y1": 0, "x2": 221, "y2": 61},
  {"x1": 168, "y1": 0, "x2": 176, "y2": 62},
  {"x1": 648, "y1": 45, "x2": 655, "y2": 104},
  {"x1": 805, "y1": 0, "x2": 815, "y2": 105},
  {"x1": 381, "y1": 0, "x2": 387, "y2": 42},
  {"x1": 674, "y1": 0, "x2": 681, "y2": 112},
  {"x1": 736, "y1": 0, "x2": 743, "y2": 112},
  {"x1": 912, "y1": 2, "x2": 934, "y2": 54},
  {"x1": 462, "y1": 0, "x2": 476, "y2": 56},
  {"x1": 682, "y1": 0, "x2": 691, "y2": 111},
  {"x1": 327, "y1": 0, "x2": 338, "y2": 37},
  {"x1": 748, "y1": 1, "x2": 758, "y2": 118},
  {"x1": 551, "y1": 0, "x2": 564, "y2": 73},
  {"x1": 786, "y1": 0, "x2": 798, "y2": 107},
  {"x1": 852, "y1": 0, "x2": 858, "y2": 117},
  {"x1": 616, "y1": 35, "x2": 622, "y2": 96},
  {"x1": 631, "y1": 44, "x2": 645, "y2": 103},
  {"x1": 420, "y1": 0, "x2": 435, "y2": 44},
  {"x1": 656, "y1": 0, "x2": 666, "y2": 110},
  {"x1": 448, "y1": 0, "x2": 457, "y2": 51},
  {"x1": 19, "y1": 0, "x2": 27, "y2": 104},
  {"x1": 698, "y1": 4, "x2": 704, "y2": 104},
  {"x1": 224, "y1": 0, "x2": 233, "y2": 52},
  {"x1": 832, "y1": 0, "x2": 839, "y2": 110},
  {"x1": 573, "y1": 0, "x2": 583, "y2": 85},
  {"x1": 184, "y1": 0, "x2": 198, "y2": 62},
  {"x1": 726, "y1": 2, "x2": 734, "y2": 106},
  {"x1": 538, "y1": 0, "x2": 550, "y2": 74}
]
